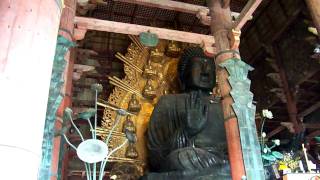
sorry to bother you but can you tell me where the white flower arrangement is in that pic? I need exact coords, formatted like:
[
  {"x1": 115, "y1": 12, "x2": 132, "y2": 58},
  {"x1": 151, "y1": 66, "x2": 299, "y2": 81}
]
[
  {"x1": 262, "y1": 109, "x2": 273, "y2": 119},
  {"x1": 273, "y1": 139, "x2": 281, "y2": 146}
]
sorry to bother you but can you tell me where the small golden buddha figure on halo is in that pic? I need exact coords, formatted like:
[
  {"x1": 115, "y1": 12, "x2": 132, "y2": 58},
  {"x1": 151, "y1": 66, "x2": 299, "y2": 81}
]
[
  {"x1": 122, "y1": 116, "x2": 136, "y2": 133},
  {"x1": 143, "y1": 60, "x2": 157, "y2": 78},
  {"x1": 142, "y1": 79, "x2": 157, "y2": 100},
  {"x1": 128, "y1": 94, "x2": 141, "y2": 113},
  {"x1": 150, "y1": 48, "x2": 164, "y2": 63},
  {"x1": 122, "y1": 116, "x2": 139, "y2": 159},
  {"x1": 165, "y1": 41, "x2": 181, "y2": 58}
]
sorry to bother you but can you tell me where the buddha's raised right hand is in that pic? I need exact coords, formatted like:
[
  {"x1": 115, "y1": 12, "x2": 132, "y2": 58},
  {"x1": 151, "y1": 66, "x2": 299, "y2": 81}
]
[{"x1": 184, "y1": 91, "x2": 208, "y2": 137}]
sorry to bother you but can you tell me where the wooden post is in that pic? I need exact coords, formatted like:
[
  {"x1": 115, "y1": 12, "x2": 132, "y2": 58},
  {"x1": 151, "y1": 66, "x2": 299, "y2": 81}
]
[
  {"x1": 305, "y1": 0, "x2": 320, "y2": 36},
  {"x1": 273, "y1": 45, "x2": 302, "y2": 133},
  {"x1": 209, "y1": 1, "x2": 246, "y2": 179},
  {"x1": 52, "y1": 0, "x2": 77, "y2": 179},
  {"x1": 0, "y1": 0, "x2": 61, "y2": 179}
]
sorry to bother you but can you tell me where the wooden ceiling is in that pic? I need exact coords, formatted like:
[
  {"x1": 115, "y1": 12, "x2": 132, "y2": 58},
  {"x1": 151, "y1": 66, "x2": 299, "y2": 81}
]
[
  {"x1": 239, "y1": 0, "x2": 320, "y2": 137},
  {"x1": 73, "y1": 0, "x2": 249, "y2": 107}
]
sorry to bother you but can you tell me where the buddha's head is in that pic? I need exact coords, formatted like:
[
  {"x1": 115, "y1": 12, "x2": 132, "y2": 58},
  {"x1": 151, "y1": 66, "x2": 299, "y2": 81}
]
[{"x1": 178, "y1": 47, "x2": 216, "y2": 91}]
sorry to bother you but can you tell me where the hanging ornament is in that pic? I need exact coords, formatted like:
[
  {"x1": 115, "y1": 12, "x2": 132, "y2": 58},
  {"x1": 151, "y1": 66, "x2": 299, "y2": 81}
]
[{"x1": 139, "y1": 31, "x2": 159, "y2": 47}]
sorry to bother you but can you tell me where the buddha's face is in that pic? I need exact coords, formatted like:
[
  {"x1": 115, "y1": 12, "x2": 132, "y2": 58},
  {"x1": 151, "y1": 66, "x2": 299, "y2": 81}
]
[{"x1": 185, "y1": 57, "x2": 216, "y2": 91}]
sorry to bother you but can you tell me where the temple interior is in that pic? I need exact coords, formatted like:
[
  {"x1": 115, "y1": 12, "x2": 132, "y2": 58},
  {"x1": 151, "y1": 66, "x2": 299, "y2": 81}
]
[{"x1": 1, "y1": 0, "x2": 320, "y2": 180}]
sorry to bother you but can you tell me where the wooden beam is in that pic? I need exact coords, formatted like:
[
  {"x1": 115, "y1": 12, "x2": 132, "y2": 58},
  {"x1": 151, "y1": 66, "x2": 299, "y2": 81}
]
[
  {"x1": 248, "y1": 6, "x2": 301, "y2": 64},
  {"x1": 262, "y1": 71, "x2": 319, "y2": 137},
  {"x1": 266, "y1": 126, "x2": 286, "y2": 139},
  {"x1": 306, "y1": 130, "x2": 320, "y2": 139},
  {"x1": 305, "y1": 0, "x2": 320, "y2": 37},
  {"x1": 233, "y1": 0, "x2": 263, "y2": 30},
  {"x1": 299, "y1": 101, "x2": 320, "y2": 118},
  {"x1": 74, "y1": 16, "x2": 216, "y2": 53},
  {"x1": 304, "y1": 123, "x2": 320, "y2": 129},
  {"x1": 264, "y1": 121, "x2": 320, "y2": 129},
  {"x1": 114, "y1": 0, "x2": 241, "y2": 26},
  {"x1": 265, "y1": 66, "x2": 316, "y2": 111}
]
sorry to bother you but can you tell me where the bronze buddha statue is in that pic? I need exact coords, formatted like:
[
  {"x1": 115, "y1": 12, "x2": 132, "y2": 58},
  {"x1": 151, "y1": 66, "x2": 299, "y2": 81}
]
[{"x1": 143, "y1": 47, "x2": 230, "y2": 180}]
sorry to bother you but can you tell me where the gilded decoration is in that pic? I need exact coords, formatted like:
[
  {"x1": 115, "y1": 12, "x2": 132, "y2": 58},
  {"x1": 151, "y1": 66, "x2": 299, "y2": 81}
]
[{"x1": 98, "y1": 38, "x2": 182, "y2": 176}]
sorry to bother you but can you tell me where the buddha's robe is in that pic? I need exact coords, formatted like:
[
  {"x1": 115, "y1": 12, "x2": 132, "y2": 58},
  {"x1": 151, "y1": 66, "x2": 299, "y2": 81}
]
[{"x1": 145, "y1": 93, "x2": 231, "y2": 180}]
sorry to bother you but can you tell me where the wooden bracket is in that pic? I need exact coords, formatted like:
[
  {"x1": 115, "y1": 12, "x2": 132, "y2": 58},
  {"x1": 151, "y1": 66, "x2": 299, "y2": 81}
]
[
  {"x1": 229, "y1": 29, "x2": 241, "y2": 50},
  {"x1": 201, "y1": 39, "x2": 216, "y2": 57},
  {"x1": 74, "y1": 22, "x2": 88, "y2": 40},
  {"x1": 196, "y1": 8, "x2": 210, "y2": 26}
]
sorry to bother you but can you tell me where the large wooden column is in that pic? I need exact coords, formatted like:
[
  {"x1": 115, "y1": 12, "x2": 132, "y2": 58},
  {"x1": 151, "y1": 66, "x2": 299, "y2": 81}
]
[
  {"x1": 51, "y1": 0, "x2": 77, "y2": 180},
  {"x1": 209, "y1": 1, "x2": 246, "y2": 179},
  {"x1": 0, "y1": 0, "x2": 61, "y2": 179},
  {"x1": 305, "y1": 0, "x2": 320, "y2": 36}
]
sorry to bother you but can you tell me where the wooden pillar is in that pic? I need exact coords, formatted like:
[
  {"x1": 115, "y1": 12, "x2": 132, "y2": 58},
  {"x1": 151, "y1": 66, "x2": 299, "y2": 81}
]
[
  {"x1": 273, "y1": 45, "x2": 302, "y2": 133},
  {"x1": 0, "y1": 0, "x2": 61, "y2": 179},
  {"x1": 209, "y1": 1, "x2": 246, "y2": 179},
  {"x1": 51, "y1": 0, "x2": 77, "y2": 179},
  {"x1": 305, "y1": 0, "x2": 320, "y2": 36}
]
